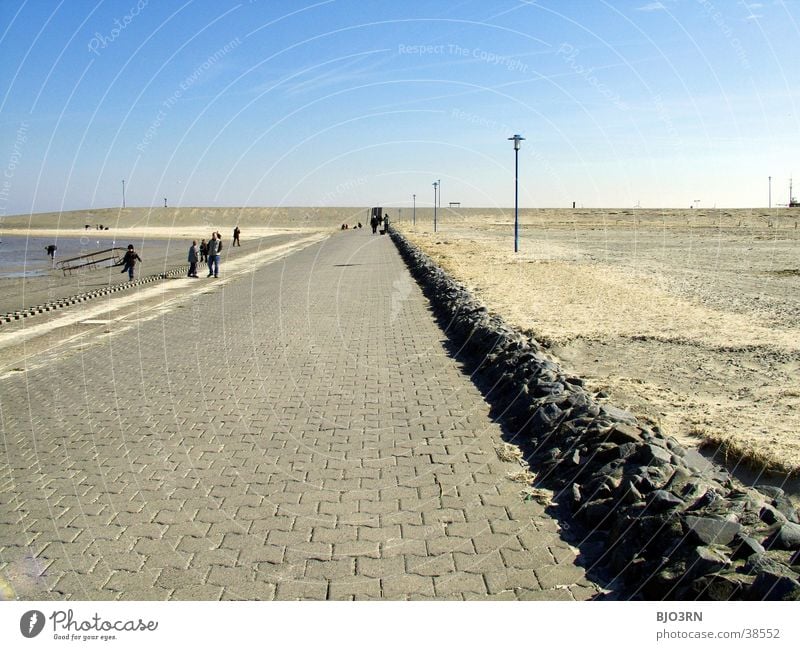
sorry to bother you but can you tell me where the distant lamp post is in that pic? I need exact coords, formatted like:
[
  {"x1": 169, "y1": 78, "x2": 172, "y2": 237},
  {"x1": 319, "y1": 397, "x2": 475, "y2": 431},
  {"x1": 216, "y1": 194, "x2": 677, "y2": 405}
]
[
  {"x1": 164, "y1": 197, "x2": 168, "y2": 208},
  {"x1": 413, "y1": 194, "x2": 416, "y2": 226},
  {"x1": 122, "y1": 179, "x2": 126, "y2": 209},
  {"x1": 508, "y1": 134, "x2": 525, "y2": 252},
  {"x1": 433, "y1": 181, "x2": 439, "y2": 232}
]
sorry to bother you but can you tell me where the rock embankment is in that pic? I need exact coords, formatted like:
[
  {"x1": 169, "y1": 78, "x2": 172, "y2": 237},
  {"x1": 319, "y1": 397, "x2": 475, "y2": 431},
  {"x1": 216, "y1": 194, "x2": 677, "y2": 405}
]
[{"x1": 391, "y1": 229, "x2": 800, "y2": 600}]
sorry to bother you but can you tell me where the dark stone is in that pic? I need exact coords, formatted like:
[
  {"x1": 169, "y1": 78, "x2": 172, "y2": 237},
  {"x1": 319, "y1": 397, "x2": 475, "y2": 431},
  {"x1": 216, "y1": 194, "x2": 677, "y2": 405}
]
[
  {"x1": 730, "y1": 534, "x2": 766, "y2": 560},
  {"x1": 750, "y1": 567, "x2": 800, "y2": 601},
  {"x1": 687, "y1": 546, "x2": 731, "y2": 578},
  {"x1": 691, "y1": 572, "x2": 750, "y2": 600},
  {"x1": 531, "y1": 381, "x2": 565, "y2": 398},
  {"x1": 754, "y1": 485, "x2": 785, "y2": 500},
  {"x1": 578, "y1": 498, "x2": 616, "y2": 526},
  {"x1": 587, "y1": 443, "x2": 624, "y2": 465},
  {"x1": 639, "y1": 444, "x2": 673, "y2": 466},
  {"x1": 620, "y1": 479, "x2": 644, "y2": 505},
  {"x1": 745, "y1": 553, "x2": 784, "y2": 575},
  {"x1": 564, "y1": 376, "x2": 584, "y2": 387},
  {"x1": 666, "y1": 438, "x2": 687, "y2": 456},
  {"x1": 760, "y1": 505, "x2": 787, "y2": 526},
  {"x1": 605, "y1": 423, "x2": 642, "y2": 445},
  {"x1": 682, "y1": 449, "x2": 729, "y2": 483},
  {"x1": 764, "y1": 522, "x2": 800, "y2": 551},
  {"x1": 530, "y1": 402, "x2": 563, "y2": 433},
  {"x1": 648, "y1": 490, "x2": 686, "y2": 512},
  {"x1": 683, "y1": 515, "x2": 741, "y2": 546},
  {"x1": 565, "y1": 391, "x2": 591, "y2": 410},
  {"x1": 774, "y1": 495, "x2": 800, "y2": 524},
  {"x1": 599, "y1": 404, "x2": 637, "y2": 423},
  {"x1": 617, "y1": 442, "x2": 638, "y2": 460},
  {"x1": 664, "y1": 466, "x2": 695, "y2": 493}
]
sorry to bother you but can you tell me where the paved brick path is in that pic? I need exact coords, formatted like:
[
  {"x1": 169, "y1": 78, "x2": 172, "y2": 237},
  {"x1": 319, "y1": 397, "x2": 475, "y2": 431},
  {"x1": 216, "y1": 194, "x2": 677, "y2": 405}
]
[{"x1": 0, "y1": 230, "x2": 601, "y2": 600}]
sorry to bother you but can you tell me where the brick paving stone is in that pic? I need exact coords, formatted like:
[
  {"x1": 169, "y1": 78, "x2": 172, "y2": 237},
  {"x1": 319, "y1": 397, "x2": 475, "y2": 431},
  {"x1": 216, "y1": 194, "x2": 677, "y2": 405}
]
[
  {"x1": 275, "y1": 580, "x2": 328, "y2": 600},
  {"x1": 406, "y1": 554, "x2": 455, "y2": 577},
  {"x1": 0, "y1": 230, "x2": 600, "y2": 601},
  {"x1": 304, "y1": 558, "x2": 355, "y2": 580},
  {"x1": 356, "y1": 556, "x2": 405, "y2": 579},
  {"x1": 381, "y1": 575, "x2": 435, "y2": 599},
  {"x1": 328, "y1": 577, "x2": 382, "y2": 600},
  {"x1": 433, "y1": 572, "x2": 488, "y2": 598}
]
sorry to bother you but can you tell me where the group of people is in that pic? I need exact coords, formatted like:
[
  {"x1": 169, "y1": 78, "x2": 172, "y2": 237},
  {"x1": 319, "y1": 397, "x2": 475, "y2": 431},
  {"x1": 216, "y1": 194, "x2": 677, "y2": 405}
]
[
  {"x1": 186, "y1": 227, "x2": 241, "y2": 279},
  {"x1": 114, "y1": 226, "x2": 241, "y2": 283},
  {"x1": 370, "y1": 213, "x2": 390, "y2": 234}
]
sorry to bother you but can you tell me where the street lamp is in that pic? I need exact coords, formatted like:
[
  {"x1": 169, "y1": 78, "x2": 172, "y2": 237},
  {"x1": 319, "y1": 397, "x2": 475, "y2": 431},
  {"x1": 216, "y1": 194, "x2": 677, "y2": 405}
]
[
  {"x1": 413, "y1": 194, "x2": 416, "y2": 226},
  {"x1": 433, "y1": 181, "x2": 439, "y2": 232},
  {"x1": 508, "y1": 134, "x2": 525, "y2": 252},
  {"x1": 122, "y1": 179, "x2": 126, "y2": 209}
]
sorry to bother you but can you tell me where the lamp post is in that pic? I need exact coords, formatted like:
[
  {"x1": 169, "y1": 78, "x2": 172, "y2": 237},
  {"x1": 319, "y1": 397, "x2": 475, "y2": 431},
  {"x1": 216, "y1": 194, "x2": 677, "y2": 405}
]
[
  {"x1": 122, "y1": 179, "x2": 126, "y2": 209},
  {"x1": 413, "y1": 194, "x2": 416, "y2": 226},
  {"x1": 433, "y1": 181, "x2": 439, "y2": 232},
  {"x1": 508, "y1": 134, "x2": 525, "y2": 252}
]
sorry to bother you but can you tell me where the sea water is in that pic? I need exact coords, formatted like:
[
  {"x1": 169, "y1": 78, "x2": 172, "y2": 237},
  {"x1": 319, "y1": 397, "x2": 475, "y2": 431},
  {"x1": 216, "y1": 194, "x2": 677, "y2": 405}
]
[{"x1": 0, "y1": 235, "x2": 117, "y2": 278}]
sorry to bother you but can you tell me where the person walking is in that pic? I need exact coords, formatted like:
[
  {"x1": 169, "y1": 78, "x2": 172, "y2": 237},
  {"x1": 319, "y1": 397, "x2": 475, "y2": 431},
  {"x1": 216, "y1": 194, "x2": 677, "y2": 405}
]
[
  {"x1": 199, "y1": 239, "x2": 208, "y2": 263},
  {"x1": 233, "y1": 226, "x2": 241, "y2": 246},
  {"x1": 120, "y1": 244, "x2": 141, "y2": 281},
  {"x1": 206, "y1": 232, "x2": 221, "y2": 278},
  {"x1": 188, "y1": 240, "x2": 199, "y2": 277}
]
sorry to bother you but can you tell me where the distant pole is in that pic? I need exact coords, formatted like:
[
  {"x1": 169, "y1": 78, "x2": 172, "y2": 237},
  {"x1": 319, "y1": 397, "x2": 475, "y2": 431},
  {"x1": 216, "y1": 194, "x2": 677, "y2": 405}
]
[
  {"x1": 433, "y1": 181, "x2": 439, "y2": 232},
  {"x1": 508, "y1": 134, "x2": 525, "y2": 253},
  {"x1": 769, "y1": 176, "x2": 772, "y2": 208},
  {"x1": 413, "y1": 194, "x2": 416, "y2": 226},
  {"x1": 122, "y1": 179, "x2": 126, "y2": 208}
]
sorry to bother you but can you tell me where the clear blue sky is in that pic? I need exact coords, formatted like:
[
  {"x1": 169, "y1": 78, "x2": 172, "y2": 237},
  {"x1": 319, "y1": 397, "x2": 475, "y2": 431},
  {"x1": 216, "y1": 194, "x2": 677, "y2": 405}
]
[{"x1": 1, "y1": 0, "x2": 798, "y2": 214}]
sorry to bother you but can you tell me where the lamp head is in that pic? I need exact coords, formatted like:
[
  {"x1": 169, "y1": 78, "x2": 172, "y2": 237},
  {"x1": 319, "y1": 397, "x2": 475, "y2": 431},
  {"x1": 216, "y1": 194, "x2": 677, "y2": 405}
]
[{"x1": 508, "y1": 134, "x2": 525, "y2": 150}]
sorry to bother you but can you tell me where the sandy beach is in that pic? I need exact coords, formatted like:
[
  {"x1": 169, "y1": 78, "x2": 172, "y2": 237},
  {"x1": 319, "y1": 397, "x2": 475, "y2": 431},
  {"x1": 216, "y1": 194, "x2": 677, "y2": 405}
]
[{"x1": 398, "y1": 207, "x2": 800, "y2": 478}]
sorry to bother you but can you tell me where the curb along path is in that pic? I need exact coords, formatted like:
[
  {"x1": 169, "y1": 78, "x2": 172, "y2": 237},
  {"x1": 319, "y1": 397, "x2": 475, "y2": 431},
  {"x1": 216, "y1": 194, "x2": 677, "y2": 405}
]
[{"x1": 0, "y1": 230, "x2": 601, "y2": 600}]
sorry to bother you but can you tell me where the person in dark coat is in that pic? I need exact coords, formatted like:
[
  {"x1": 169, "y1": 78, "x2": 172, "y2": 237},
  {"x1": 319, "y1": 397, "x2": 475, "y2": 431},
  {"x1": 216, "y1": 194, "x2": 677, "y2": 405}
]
[
  {"x1": 188, "y1": 240, "x2": 199, "y2": 277},
  {"x1": 120, "y1": 244, "x2": 141, "y2": 281}
]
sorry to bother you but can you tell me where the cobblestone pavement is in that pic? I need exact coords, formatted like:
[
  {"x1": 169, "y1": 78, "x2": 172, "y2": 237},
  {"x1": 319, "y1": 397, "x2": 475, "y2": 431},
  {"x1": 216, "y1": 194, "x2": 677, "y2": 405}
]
[{"x1": 0, "y1": 230, "x2": 602, "y2": 600}]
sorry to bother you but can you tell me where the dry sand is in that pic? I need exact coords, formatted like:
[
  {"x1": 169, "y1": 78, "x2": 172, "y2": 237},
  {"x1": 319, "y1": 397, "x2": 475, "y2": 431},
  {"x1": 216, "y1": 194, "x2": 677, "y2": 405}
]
[
  {"x1": 0, "y1": 206, "x2": 372, "y2": 232},
  {"x1": 399, "y1": 208, "x2": 800, "y2": 478}
]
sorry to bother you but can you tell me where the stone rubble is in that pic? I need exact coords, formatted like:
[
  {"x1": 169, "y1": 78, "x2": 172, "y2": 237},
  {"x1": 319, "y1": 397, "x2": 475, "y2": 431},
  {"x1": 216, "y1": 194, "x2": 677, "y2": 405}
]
[{"x1": 392, "y1": 229, "x2": 800, "y2": 600}]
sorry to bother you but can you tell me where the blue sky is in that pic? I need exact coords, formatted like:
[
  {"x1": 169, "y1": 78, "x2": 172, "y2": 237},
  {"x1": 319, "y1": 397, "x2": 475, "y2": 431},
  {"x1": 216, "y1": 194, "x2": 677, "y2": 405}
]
[{"x1": 1, "y1": 0, "x2": 798, "y2": 214}]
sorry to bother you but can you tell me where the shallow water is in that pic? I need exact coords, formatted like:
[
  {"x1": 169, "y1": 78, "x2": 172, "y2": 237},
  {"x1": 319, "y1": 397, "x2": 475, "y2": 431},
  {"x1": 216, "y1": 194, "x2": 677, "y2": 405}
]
[{"x1": 0, "y1": 235, "x2": 122, "y2": 278}]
